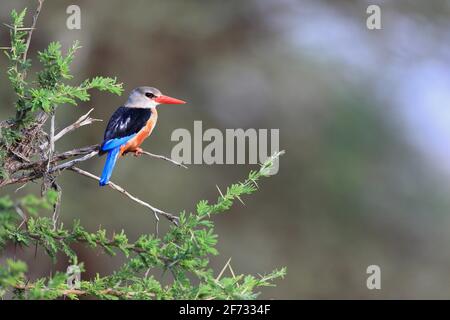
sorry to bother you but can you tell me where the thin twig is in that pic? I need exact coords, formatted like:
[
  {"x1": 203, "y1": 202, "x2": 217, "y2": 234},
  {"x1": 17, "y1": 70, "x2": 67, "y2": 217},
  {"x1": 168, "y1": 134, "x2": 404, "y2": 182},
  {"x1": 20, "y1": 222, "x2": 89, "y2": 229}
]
[
  {"x1": 14, "y1": 182, "x2": 29, "y2": 193},
  {"x1": 55, "y1": 108, "x2": 101, "y2": 142},
  {"x1": 14, "y1": 205, "x2": 27, "y2": 225},
  {"x1": 52, "y1": 145, "x2": 100, "y2": 159},
  {"x1": 69, "y1": 166, "x2": 179, "y2": 225},
  {"x1": 0, "y1": 173, "x2": 40, "y2": 187},
  {"x1": 13, "y1": 145, "x2": 100, "y2": 172},
  {"x1": 46, "y1": 113, "x2": 55, "y2": 172},
  {"x1": 50, "y1": 151, "x2": 98, "y2": 172},
  {"x1": 40, "y1": 108, "x2": 101, "y2": 149},
  {"x1": 216, "y1": 257, "x2": 232, "y2": 281},
  {"x1": 140, "y1": 151, "x2": 187, "y2": 169},
  {"x1": 51, "y1": 182, "x2": 62, "y2": 230},
  {"x1": 3, "y1": 23, "x2": 35, "y2": 31},
  {"x1": 23, "y1": 0, "x2": 44, "y2": 63},
  {"x1": 10, "y1": 149, "x2": 31, "y2": 163}
]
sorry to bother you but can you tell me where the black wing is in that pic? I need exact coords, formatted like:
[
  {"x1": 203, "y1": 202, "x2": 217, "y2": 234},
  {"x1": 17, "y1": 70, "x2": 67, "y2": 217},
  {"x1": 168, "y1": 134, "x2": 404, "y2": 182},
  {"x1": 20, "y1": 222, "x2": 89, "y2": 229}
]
[
  {"x1": 101, "y1": 106, "x2": 151, "y2": 148},
  {"x1": 103, "y1": 107, "x2": 151, "y2": 141}
]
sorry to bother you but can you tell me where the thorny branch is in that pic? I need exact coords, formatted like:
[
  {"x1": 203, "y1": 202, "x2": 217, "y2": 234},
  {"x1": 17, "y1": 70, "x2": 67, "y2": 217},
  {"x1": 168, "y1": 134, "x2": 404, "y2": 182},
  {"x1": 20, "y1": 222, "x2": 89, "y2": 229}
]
[
  {"x1": 2, "y1": 142, "x2": 186, "y2": 187},
  {"x1": 70, "y1": 167, "x2": 179, "y2": 225}
]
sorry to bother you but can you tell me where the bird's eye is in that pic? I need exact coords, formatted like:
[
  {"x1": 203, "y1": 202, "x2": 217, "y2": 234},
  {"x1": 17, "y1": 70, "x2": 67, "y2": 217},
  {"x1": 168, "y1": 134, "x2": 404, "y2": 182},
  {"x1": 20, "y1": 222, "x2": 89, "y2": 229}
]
[{"x1": 145, "y1": 92, "x2": 155, "y2": 98}]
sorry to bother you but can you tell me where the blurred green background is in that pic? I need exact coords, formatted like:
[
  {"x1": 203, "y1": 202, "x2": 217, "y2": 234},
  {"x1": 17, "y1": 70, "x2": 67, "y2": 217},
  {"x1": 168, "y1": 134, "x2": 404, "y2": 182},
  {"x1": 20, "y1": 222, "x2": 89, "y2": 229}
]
[{"x1": 2, "y1": 0, "x2": 450, "y2": 299}]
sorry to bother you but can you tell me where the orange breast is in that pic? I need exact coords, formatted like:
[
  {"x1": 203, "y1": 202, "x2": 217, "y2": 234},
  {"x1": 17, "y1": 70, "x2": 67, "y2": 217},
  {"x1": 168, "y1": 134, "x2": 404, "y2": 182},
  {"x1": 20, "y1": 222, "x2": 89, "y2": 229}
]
[{"x1": 120, "y1": 107, "x2": 158, "y2": 156}]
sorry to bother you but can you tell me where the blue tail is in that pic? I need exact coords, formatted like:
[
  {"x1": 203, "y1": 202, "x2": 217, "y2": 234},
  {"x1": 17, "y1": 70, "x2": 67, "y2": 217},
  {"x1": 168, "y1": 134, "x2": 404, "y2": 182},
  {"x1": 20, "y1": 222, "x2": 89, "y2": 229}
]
[{"x1": 99, "y1": 147, "x2": 121, "y2": 186}]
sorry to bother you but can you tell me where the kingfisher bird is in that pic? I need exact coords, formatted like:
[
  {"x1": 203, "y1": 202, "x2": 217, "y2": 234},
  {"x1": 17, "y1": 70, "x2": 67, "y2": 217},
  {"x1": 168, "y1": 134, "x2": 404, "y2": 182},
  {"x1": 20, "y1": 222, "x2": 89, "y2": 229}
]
[{"x1": 99, "y1": 86, "x2": 186, "y2": 186}]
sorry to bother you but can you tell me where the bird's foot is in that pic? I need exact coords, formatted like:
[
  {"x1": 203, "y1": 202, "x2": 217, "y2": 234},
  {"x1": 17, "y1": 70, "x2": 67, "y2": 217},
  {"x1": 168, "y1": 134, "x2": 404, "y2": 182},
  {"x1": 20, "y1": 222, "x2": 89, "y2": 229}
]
[{"x1": 133, "y1": 148, "x2": 143, "y2": 157}]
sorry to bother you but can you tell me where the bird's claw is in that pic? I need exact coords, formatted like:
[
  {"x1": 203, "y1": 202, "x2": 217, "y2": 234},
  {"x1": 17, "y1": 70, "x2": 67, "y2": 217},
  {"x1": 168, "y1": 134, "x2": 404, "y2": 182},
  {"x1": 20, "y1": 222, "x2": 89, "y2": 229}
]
[{"x1": 133, "y1": 148, "x2": 143, "y2": 157}]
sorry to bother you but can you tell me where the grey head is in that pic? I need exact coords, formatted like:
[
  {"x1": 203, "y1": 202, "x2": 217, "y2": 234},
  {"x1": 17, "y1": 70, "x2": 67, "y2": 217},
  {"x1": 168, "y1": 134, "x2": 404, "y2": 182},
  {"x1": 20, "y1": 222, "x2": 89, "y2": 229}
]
[
  {"x1": 125, "y1": 87, "x2": 162, "y2": 109},
  {"x1": 124, "y1": 86, "x2": 186, "y2": 108}
]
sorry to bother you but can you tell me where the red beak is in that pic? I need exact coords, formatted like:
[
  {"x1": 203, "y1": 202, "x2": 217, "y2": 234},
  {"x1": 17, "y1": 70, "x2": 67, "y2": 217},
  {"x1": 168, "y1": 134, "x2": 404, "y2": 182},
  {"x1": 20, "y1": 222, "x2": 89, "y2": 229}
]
[{"x1": 154, "y1": 95, "x2": 186, "y2": 105}]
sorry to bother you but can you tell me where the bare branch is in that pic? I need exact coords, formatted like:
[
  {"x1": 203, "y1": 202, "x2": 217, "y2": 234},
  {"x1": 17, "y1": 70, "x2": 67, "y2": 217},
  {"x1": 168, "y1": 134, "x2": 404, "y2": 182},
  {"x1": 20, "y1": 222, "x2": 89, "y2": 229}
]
[
  {"x1": 14, "y1": 182, "x2": 29, "y2": 193},
  {"x1": 2, "y1": 144, "x2": 185, "y2": 187},
  {"x1": 216, "y1": 257, "x2": 232, "y2": 281},
  {"x1": 46, "y1": 113, "x2": 55, "y2": 172},
  {"x1": 10, "y1": 149, "x2": 31, "y2": 163},
  {"x1": 11, "y1": 145, "x2": 99, "y2": 172},
  {"x1": 56, "y1": 108, "x2": 101, "y2": 141},
  {"x1": 140, "y1": 151, "x2": 187, "y2": 169},
  {"x1": 0, "y1": 151, "x2": 98, "y2": 188},
  {"x1": 48, "y1": 145, "x2": 186, "y2": 171},
  {"x1": 50, "y1": 145, "x2": 100, "y2": 162},
  {"x1": 3, "y1": 23, "x2": 35, "y2": 31},
  {"x1": 40, "y1": 108, "x2": 102, "y2": 149},
  {"x1": 0, "y1": 172, "x2": 40, "y2": 187},
  {"x1": 69, "y1": 166, "x2": 179, "y2": 225},
  {"x1": 49, "y1": 182, "x2": 62, "y2": 231},
  {"x1": 50, "y1": 151, "x2": 98, "y2": 172}
]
